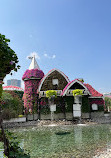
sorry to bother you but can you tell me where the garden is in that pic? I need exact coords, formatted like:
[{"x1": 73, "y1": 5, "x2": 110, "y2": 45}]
[{"x1": 1, "y1": 33, "x2": 111, "y2": 158}]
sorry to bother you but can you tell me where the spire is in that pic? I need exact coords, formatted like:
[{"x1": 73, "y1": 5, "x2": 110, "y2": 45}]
[{"x1": 29, "y1": 55, "x2": 40, "y2": 70}]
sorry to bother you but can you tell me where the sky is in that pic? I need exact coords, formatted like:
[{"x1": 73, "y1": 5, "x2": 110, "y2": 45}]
[{"x1": 0, "y1": 0, "x2": 111, "y2": 93}]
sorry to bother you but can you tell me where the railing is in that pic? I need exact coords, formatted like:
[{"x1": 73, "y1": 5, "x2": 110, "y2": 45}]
[
  {"x1": 39, "y1": 90, "x2": 62, "y2": 97},
  {"x1": 66, "y1": 89, "x2": 89, "y2": 96},
  {"x1": 39, "y1": 89, "x2": 89, "y2": 97}
]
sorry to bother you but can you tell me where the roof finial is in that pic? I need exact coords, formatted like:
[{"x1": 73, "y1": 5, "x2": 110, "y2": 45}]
[{"x1": 29, "y1": 55, "x2": 40, "y2": 70}]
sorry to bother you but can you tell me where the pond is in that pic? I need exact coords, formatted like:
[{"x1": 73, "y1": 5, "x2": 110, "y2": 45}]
[{"x1": 1, "y1": 124, "x2": 111, "y2": 158}]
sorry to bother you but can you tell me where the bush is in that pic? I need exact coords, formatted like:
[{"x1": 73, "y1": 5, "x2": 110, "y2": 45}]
[
  {"x1": 105, "y1": 97, "x2": 111, "y2": 111},
  {"x1": 2, "y1": 109, "x2": 18, "y2": 120},
  {"x1": 1, "y1": 91, "x2": 23, "y2": 116}
]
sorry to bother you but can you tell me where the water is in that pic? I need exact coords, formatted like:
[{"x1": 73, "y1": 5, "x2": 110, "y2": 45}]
[
  {"x1": 0, "y1": 142, "x2": 3, "y2": 158},
  {"x1": 1, "y1": 124, "x2": 111, "y2": 158}
]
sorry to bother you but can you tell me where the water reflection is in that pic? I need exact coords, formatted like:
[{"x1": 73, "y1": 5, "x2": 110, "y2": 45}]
[
  {"x1": 19, "y1": 139, "x2": 24, "y2": 149},
  {"x1": 94, "y1": 128, "x2": 100, "y2": 141},
  {"x1": 0, "y1": 149, "x2": 4, "y2": 158},
  {"x1": 6, "y1": 125, "x2": 111, "y2": 158},
  {"x1": 74, "y1": 127, "x2": 82, "y2": 148}
]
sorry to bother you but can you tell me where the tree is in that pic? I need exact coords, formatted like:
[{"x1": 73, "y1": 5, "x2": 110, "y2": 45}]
[
  {"x1": 1, "y1": 91, "x2": 23, "y2": 119},
  {"x1": 0, "y1": 33, "x2": 20, "y2": 157},
  {"x1": 104, "y1": 97, "x2": 111, "y2": 111},
  {"x1": 0, "y1": 34, "x2": 20, "y2": 78}
]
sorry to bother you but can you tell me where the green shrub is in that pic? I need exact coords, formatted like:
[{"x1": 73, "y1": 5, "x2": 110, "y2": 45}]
[
  {"x1": 82, "y1": 96, "x2": 90, "y2": 113},
  {"x1": 64, "y1": 96, "x2": 73, "y2": 112},
  {"x1": 1, "y1": 91, "x2": 23, "y2": 116},
  {"x1": 2, "y1": 109, "x2": 18, "y2": 120},
  {"x1": 105, "y1": 97, "x2": 111, "y2": 110},
  {"x1": 5, "y1": 130, "x2": 30, "y2": 158},
  {"x1": 46, "y1": 90, "x2": 57, "y2": 98},
  {"x1": 72, "y1": 89, "x2": 83, "y2": 97}
]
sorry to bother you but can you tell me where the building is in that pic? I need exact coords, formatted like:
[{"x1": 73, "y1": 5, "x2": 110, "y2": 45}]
[
  {"x1": 7, "y1": 79, "x2": 21, "y2": 87},
  {"x1": 3, "y1": 85, "x2": 24, "y2": 91},
  {"x1": 22, "y1": 56, "x2": 104, "y2": 120}
]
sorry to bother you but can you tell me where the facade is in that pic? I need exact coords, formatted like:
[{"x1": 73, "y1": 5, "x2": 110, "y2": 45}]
[
  {"x1": 7, "y1": 79, "x2": 21, "y2": 87},
  {"x1": 22, "y1": 56, "x2": 104, "y2": 120}
]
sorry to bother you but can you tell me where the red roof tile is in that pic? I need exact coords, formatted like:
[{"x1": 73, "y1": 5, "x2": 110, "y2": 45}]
[
  {"x1": 84, "y1": 84, "x2": 103, "y2": 97},
  {"x1": 3, "y1": 86, "x2": 24, "y2": 91}
]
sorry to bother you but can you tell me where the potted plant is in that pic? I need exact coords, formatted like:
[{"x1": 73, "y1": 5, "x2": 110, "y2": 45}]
[{"x1": 46, "y1": 90, "x2": 57, "y2": 121}]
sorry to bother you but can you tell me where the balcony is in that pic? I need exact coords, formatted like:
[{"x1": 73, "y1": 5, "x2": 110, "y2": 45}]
[
  {"x1": 66, "y1": 89, "x2": 89, "y2": 96},
  {"x1": 39, "y1": 90, "x2": 62, "y2": 97}
]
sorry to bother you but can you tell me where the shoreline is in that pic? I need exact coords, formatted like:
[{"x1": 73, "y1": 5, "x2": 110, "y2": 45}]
[{"x1": 3, "y1": 119, "x2": 98, "y2": 128}]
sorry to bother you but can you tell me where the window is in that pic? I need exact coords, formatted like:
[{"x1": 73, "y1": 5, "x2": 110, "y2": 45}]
[
  {"x1": 52, "y1": 79, "x2": 58, "y2": 85},
  {"x1": 92, "y1": 104, "x2": 98, "y2": 110}
]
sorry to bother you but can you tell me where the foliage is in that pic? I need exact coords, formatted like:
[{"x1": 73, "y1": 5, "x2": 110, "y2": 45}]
[
  {"x1": 5, "y1": 130, "x2": 30, "y2": 158},
  {"x1": 90, "y1": 99, "x2": 105, "y2": 105},
  {"x1": 82, "y1": 96, "x2": 90, "y2": 113},
  {"x1": 0, "y1": 84, "x2": 3, "y2": 96},
  {"x1": 98, "y1": 105, "x2": 104, "y2": 111},
  {"x1": 72, "y1": 89, "x2": 83, "y2": 97},
  {"x1": 0, "y1": 33, "x2": 20, "y2": 158},
  {"x1": 18, "y1": 115, "x2": 24, "y2": 118},
  {"x1": 2, "y1": 109, "x2": 18, "y2": 120},
  {"x1": 1, "y1": 92, "x2": 13, "y2": 101},
  {"x1": 1, "y1": 91, "x2": 23, "y2": 119},
  {"x1": 0, "y1": 33, "x2": 20, "y2": 78},
  {"x1": 13, "y1": 90, "x2": 24, "y2": 100},
  {"x1": 64, "y1": 96, "x2": 73, "y2": 112},
  {"x1": 46, "y1": 90, "x2": 57, "y2": 98},
  {"x1": 79, "y1": 79, "x2": 84, "y2": 83},
  {"x1": 104, "y1": 97, "x2": 111, "y2": 111}
]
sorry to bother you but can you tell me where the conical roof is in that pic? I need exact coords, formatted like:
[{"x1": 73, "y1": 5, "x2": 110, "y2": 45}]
[
  {"x1": 22, "y1": 55, "x2": 44, "y2": 80},
  {"x1": 29, "y1": 55, "x2": 40, "y2": 70}
]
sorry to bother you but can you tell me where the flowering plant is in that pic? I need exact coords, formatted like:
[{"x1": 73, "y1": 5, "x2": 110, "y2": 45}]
[
  {"x1": 72, "y1": 89, "x2": 83, "y2": 96},
  {"x1": 90, "y1": 99, "x2": 104, "y2": 105},
  {"x1": 23, "y1": 79, "x2": 40, "y2": 113},
  {"x1": 46, "y1": 90, "x2": 57, "y2": 98},
  {"x1": 22, "y1": 69, "x2": 44, "y2": 80}
]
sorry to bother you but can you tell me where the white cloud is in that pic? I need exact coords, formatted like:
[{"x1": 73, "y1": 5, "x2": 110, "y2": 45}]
[
  {"x1": 44, "y1": 53, "x2": 48, "y2": 57},
  {"x1": 26, "y1": 52, "x2": 40, "y2": 60},
  {"x1": 43, "y1": 53, "x2": 56, "y2": 59},
  {"x1": 52, "y1": 55, "x2": 56, "y2": 59}
]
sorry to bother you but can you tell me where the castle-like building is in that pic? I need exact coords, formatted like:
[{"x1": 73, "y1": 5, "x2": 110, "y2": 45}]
[{"x1": 22, "y1": 56, "x2": 104, "y2": 120}]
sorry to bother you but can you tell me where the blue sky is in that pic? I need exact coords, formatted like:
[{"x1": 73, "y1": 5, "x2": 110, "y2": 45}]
[{"x1": 0, "y1": 0, "x2": 111, "y2": 93}]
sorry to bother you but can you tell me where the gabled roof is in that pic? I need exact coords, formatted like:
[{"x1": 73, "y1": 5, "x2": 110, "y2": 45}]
[
  {"x1": 84, "y1": 84, "x2": 103, "y2": 97},
  {"x1": 61, "y1": 79, "x2": 103, "y2": 97},
  {"x1": 61, "y1": 79, "x2": 91, "y2": 96},
  {"x1": 37, "y1": 68, "x2": 70, "y2": 92}
]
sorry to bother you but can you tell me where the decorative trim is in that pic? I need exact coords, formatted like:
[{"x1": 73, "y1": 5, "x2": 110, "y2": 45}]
[
  {"x1": 38, "y1": 68, "x2": 70, "y2": 92},
  {"x1": 39, "y1": 90, "x2": 62, "y2": 97},
  {"x1": 62, "y1": 80, "x2": 91, "y2": 96},
  {"x1": 24, "y1": 78, "x2": 41, "y2": 81},
  {"x1": 89, "y1": 96, "x2": 103, "y2": 99}
]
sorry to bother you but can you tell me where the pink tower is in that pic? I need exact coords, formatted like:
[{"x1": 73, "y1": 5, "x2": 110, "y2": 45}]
[{"x1": 22, "y1": 55, "x2": 44, "y2": 113}]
